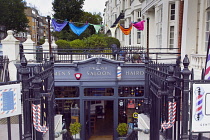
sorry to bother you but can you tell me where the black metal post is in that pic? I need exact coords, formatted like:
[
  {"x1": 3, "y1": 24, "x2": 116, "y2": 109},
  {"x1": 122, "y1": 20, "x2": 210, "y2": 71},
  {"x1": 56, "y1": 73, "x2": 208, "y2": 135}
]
[
  {"x1": 7, "y1": 117, "x2": 11, "y2": 140},
  {"x1": 19, "y1": 114, "x2": 23, "y2": 140},
  {"x1": 166, "y1": 66, "x2": 176, "y2": 140},
  {"x1": 174, "y1": 56, "x2": 181, "y2": 140},
  {"x1": 147, "y1": 18, "x2": 149, "y2": 58},
  {"x1": 181, "y1": 55, "x2": 191, "y2": 139},
  {"x1": 47, "y1": 16, "x2": 52, "y2": 54},
  {"x1": 32, "y1": 66, "x2": 43, "y2": 140},
  {"x1": 20, "y1": 55, "x2": 32, "y2": 140},
  {"x1": 48, "y1": 58, "x2": 55, "y2": 140}
]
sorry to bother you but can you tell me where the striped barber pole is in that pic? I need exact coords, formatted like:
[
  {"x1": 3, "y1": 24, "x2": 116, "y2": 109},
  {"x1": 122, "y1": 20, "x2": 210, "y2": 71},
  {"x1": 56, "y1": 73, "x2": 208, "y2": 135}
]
[
  {"x1": 32, "y1": 104, "x2": 48, "y2": 133},
  {"x1": 194, "y1": 87, "x2": 204, "y2": 121},
  {"x1": 204, "y1": 33, "x2": 210, "y2": 80},
  {"x1": 161, "y1": 101, "x2": 176, "y2": 130}
]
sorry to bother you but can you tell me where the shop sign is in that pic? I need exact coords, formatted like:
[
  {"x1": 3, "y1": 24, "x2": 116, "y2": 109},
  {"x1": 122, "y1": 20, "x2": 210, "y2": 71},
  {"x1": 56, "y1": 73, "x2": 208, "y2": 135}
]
[
  {"x1": 0, "y1": 84, "x2": 21, "y2": 119},
  {"x1": 191, "y1": 84, "x2": 210, "y2": 132}
]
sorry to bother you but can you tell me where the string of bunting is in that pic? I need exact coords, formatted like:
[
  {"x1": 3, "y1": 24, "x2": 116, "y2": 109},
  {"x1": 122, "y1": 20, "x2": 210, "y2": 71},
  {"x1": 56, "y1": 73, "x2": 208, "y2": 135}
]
[
  {"x1": 51, "y1": 18, "x2": 145, "y2": 36},
  {"x1": 161, "y1": 101, "x2": 176, "y2": 130}
]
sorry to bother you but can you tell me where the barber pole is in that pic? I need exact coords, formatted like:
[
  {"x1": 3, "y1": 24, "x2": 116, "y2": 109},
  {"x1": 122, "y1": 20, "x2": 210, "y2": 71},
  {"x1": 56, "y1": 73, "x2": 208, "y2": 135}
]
[
  {"x1": 161, "y1": 101, "x2": 176, "y2": 130},
  {"x1": 117, "y1": 66, "x2": 121, "y2": 80}
]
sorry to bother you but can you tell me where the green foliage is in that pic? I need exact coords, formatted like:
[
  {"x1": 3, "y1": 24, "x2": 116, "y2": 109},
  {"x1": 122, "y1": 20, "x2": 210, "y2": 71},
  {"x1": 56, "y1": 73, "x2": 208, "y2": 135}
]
[
  {"x1": 105, "y1": 37, "x2": 121, "y2": 48},
  {"x1": 39, "y1": 38, "x2": 45, "y2": 45},
  {"x1": 0, "y1": 0, "x2": 29, "y2": 32},
  {"x1": 52, "y1": 0, "x2": 84, "y2": 22},
  {"x1": 80, "y1": 12, "x2": 102, "y2": 24},
  {"x1": 83, "y1": 34, "x2": 107, "y2": 50},
  {"x1": 55, "y1": 40, "x2": 70, "y2": 49},
  {"x1": 133, "y1": 54, "x2": 140, "y2": 60},
  {"x1": 70, "y1": 122, "x2": 81, "y2": 136},
  {"x1": 117, "y1": 123, "x2": 128, "y2": 136},
  {"x1": 52, "y1": 1, "x2": 104, "y2": 40},
  {"x1": 70, "y1": 39, "x2": 85, "y2": 49}
]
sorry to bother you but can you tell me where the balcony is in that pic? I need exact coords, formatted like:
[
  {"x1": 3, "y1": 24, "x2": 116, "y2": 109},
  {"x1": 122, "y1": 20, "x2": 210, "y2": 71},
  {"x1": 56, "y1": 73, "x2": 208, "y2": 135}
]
[{"x1": 190, "y1": 54, "x2": 206, "y2": 70}]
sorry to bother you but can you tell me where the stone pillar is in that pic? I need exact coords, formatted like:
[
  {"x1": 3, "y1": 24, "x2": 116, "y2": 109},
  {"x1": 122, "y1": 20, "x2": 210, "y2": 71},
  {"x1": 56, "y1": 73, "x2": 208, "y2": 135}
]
[
  {"x1": 42, "y1": 39, "x2": 49, "y2": 52},
  {"x1": 181, "y1": 0, "x2": 198, "y2": 61},
  {"x1": 22, "y1": 35, "x2": 36, "y2": 61},
  {"x1": 42, "y1": 39, "x2": 50, "y2": 60},
  {"x1": 1, "y1": 30, "x2": 20, "y2": 81},
  {"x1": 51, "y1": 40, "x2": 57, "y2": 52}
]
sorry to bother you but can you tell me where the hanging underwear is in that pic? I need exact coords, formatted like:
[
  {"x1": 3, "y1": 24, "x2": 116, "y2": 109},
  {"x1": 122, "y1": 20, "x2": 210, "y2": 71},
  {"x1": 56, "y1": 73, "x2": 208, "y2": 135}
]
[
  {"x1": 109, "y1": 24, "x2": 118, "y2": 37},
  {"x1": 51, "y1": 18, "x2": 68, "y2": 32},
  {"x1": 90, "y1": 24, "x2": 103, "y2": 34},
  {"x1": 133, "y1": 20, "x2": 145, "y2": 30},
  {"x1": 69, "y1": 23, "x2": 89, "y2": 36},
  {"x1": 119, "y1": 24, "x2": 133, "y2": 35}
]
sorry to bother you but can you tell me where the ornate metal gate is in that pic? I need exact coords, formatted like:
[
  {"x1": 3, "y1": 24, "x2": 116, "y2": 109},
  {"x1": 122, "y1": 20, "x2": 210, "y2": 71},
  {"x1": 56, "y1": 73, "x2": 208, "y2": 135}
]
[
  {"x1": 19, "y1": 55, "x2": 55, "y2": 140},
  {"x1": 145, "y1": 55, "x2": 191, "y2": 140}
]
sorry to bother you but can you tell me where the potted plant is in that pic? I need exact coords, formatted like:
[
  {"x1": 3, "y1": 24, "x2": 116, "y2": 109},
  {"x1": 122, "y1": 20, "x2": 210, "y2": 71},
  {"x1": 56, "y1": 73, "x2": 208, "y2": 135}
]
[
  {"x1": 117, "y1": 123, "x2": 128, "y2": 139},
  {"x1": 132, "y1": 54, "x2": 140, "y2": 63},
  {"x1": 69, "y1": 122, "x2": 81, "y2": 140}
]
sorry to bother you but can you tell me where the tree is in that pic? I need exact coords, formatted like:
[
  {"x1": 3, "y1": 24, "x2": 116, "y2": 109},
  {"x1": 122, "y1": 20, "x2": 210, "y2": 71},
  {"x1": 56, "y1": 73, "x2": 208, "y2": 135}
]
[
  {"x1": 52, "y1": 0, "x2": 84, "y2": 22},
  {"x1": 52, "y1": 0, "x2": 104, "y2": 41},
  {"x1": 0, "y1": 0, "x2": 29, "y2": 32}
]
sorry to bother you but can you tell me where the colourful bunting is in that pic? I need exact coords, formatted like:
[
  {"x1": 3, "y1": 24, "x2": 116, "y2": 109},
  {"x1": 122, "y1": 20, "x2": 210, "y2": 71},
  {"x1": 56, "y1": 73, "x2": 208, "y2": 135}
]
[
  {"x1": 119, "y1": 23, "x2": 133, "y2": 35},
  {"x1": 133, "y1": 20, "x2": 145, "y2": 30},
  {"x1": 69, "y1": 22, "x2": 89, "y2": 36},
  {"x1": 51, "y1": 19, "x2": 68, "y2": 32}
]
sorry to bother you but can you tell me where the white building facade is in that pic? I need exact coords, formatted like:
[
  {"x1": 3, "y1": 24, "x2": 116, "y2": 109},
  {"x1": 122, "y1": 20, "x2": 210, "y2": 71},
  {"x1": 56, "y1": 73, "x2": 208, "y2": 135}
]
[
  {"x1": 104, "y1": 0, "x2": 210, "y2": 79},
  {"x1": 104, "y1": 0, "x2": 143, "y2": 46}
]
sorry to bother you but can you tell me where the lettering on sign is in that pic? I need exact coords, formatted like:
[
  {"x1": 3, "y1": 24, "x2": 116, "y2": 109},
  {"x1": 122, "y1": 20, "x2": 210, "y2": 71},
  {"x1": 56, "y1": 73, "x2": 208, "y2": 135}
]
[
  {"x1": 54, "y1": 71, "x2": 71, "y2": 76},
  {"x1": 87, "y1": 71, "x2": 111, "y2": 76},
  {"x1": 89, "y1": 67, "x2": 108, "y2": 70},
  {"x1": 125, "y1": 71, "x2": 144, "y2": 75}
]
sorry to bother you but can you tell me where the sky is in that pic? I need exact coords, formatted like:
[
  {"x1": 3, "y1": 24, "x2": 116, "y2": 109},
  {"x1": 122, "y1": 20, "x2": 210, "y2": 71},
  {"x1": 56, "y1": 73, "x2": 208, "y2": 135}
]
[{"x1": 25, "y1": 0, "x2": 107, "y2": 17}]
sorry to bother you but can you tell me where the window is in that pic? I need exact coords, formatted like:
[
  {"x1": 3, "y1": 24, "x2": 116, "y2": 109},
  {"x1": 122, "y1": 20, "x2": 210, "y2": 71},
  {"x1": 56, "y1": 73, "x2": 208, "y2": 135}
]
[
  {"x1": 157, "y1": 5, "x2": 163, "y2": 48},
  {"x1": 84, "y1": 88, "x2": 114, "y2": 96},
  {"x1": 208, "y1": 0, "x2": 210, "y2": 8},
  {"x1": 137, "y1": 11, "x2": 141, "y2": 19},
  {"x1": 206, "y1": 11, "x2": 210, "y2": 50},
  {"x1": 169, "y1": 26, "x2": 175, "y2": 49},
  {"x1": 118, "y1": 86, "x2": 144, "y2": 97},
  {"x1": 129, "y1": 34, "x2": 131, "y2": 45},
  {"x1": 137, "y1": 32, "x2": 141, "y2": 44},
  {"x1": 170, "y1": 4, "x2": 175, "y2": 20}
]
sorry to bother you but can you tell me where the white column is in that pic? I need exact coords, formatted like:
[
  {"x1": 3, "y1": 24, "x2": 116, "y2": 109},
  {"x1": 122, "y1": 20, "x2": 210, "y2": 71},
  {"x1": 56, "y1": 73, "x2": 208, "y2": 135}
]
[
  {"x1": 42, "y1": 39, "x2": 50, "y2": 52},
  {"x1": 22, "y1": 35, "x2": 36, "y2": 61},
  {"x1": 162, "y1": 1, "x2": 169, "y2": 52},
  {"x1": 181, "y1": 0, "x2": 198, "y2": 61},
  {"x1": 1, "y1": 30, "x2": 20, "y2": 81}
]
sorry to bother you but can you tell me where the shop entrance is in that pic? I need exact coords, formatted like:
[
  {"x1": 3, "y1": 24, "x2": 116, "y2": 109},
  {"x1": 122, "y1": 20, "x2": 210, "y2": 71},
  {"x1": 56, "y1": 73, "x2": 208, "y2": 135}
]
[
  {"x1": 54, "y1": 57, "x2": 145, "y2": 139},
  {"x1": 85, "y1": 100, "x2": 113, "y2": 140}
]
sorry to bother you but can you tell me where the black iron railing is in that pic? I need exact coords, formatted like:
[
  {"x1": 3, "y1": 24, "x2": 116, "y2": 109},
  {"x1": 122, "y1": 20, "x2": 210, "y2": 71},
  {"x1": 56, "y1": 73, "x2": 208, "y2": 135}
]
[{"x1": 20, "y1": 46, "x2": 180, "y2": 64}]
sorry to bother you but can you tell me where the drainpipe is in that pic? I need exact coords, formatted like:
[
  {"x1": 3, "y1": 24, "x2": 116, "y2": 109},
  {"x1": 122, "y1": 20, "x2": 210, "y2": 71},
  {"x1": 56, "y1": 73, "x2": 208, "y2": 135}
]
[
  {"x1": 146, "y1": 18, "x2": 149, "y2": 59},
  {"x1": 178, "y1": 0, "x2": 184, "y2": 57}
]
